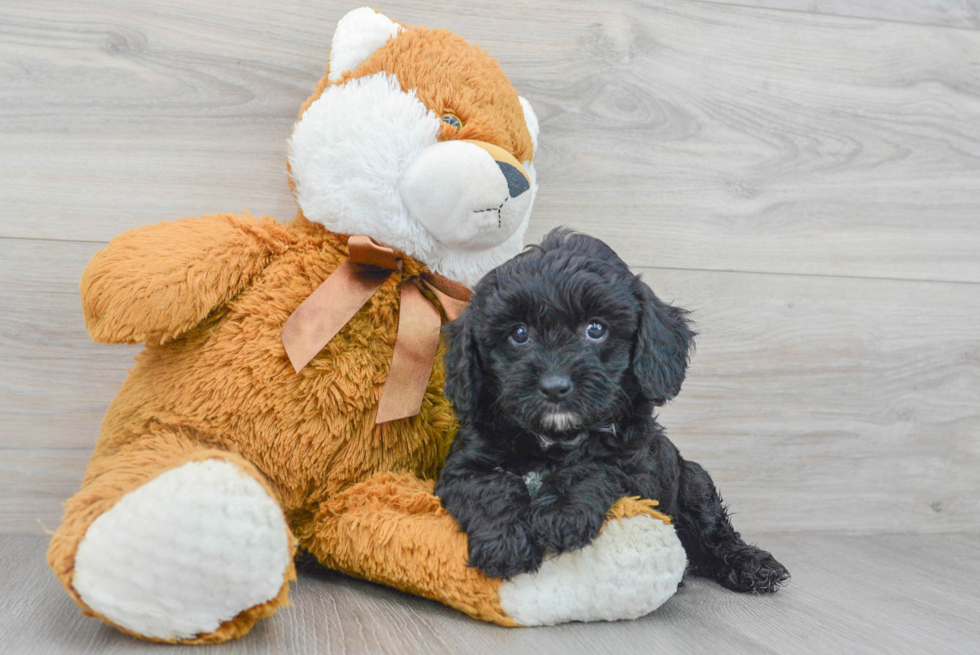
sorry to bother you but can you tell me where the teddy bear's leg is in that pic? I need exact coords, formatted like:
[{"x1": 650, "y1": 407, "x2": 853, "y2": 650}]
[
  {"x1": 497, "y1": 497, "x2": 687, "y2": 625},
  {"x1": 305, "y1": 472, "x2": 686, "y2": 626},
  {"x1": 306, "y1": 471, "x2": 515, "y2": 624},
  {"x1": 47, "y1": 431, "x2": 297, "y2": 644}
]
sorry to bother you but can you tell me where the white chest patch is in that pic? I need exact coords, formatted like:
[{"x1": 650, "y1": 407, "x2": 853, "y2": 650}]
[{"x1": 523, "y1": 470, "x2": 545, "y2": 497}]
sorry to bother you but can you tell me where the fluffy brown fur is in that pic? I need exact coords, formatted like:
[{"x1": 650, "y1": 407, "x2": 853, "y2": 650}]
[
  {"x1": 355, "y1": 27, "x2": 535, "y2": 161},
  {"x1": 46, "y1": 16, "x2": 618, "y2": 643},
  {"x1": 47, "y1": 214, "x2": 521, "y2": 639},
  {"x1": 47, "y1": 17, "x2": 542, "y2": 640},
  {"x1": 290, "y1": 24, "x2": 534, "y2": 196}
]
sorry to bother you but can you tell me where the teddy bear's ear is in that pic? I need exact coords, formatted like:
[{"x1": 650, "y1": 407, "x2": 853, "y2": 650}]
[
  {"x1": 518, "y1": 96, "x2": 539, "y2": 155},
  {"x1": 327, "y1": 7, "x2": 403, "y2": 83}
]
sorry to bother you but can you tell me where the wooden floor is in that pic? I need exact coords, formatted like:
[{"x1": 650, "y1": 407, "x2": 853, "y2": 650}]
[
  {"x1": 2, "y1": 533, "x2": 978, "y2": 655},
  {"x1": 2, "y1": 0, "x2": 979, "y2": 652}
]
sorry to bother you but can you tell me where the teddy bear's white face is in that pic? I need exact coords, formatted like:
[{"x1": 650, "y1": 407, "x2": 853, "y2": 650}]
[{"x1": 287, "y1": 8, "x2": 539, "y2": 287}]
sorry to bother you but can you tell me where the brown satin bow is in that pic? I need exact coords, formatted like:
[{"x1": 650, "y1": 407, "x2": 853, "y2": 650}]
[{"x1": 280, "y1": 235, "x2": 471, "y2": 424}]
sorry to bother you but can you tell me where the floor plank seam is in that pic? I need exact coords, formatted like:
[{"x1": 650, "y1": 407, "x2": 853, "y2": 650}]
[
  {"x1": 0, "y1": 234, "x2": 110, "y2": 246},
  {"x1": 689, "y1": 0, "x2": 980, "y2": 33},
  {"x1": 3, "y1": 235, "x2": 979, "y2": 287},
  {"x1": 633, "y1": 264, "x2": 980, "y2": 287}
]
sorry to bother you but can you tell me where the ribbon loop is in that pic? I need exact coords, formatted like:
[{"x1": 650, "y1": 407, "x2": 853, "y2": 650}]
[
  {"x1": 375, "y1": 281, "x2": 442, "y2": 423},
  {"x1": 280, "y1": 259, "x2": 391, "y2": 373},
  {"x1": 421, "y1": 272, "x2": 472, "y2": 321},
  {"x1": 348, "y1": 235, "x2": 401, "y2": 271},
  {"x1": 280, "y1": 235, "x2": 473, "y2": 424}
]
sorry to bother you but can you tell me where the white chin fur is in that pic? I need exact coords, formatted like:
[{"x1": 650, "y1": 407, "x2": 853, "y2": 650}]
[
  {"x1": 288, "y1": 72, "x2": 536, "y2": 288},
  {"x1": 540, "y1": 411, "x2": 580, "y2": 433}
]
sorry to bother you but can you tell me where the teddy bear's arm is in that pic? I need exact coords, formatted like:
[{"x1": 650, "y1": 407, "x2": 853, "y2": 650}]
[{"x1": 81, "y1": 213, "x2": 293, "y2": 345}]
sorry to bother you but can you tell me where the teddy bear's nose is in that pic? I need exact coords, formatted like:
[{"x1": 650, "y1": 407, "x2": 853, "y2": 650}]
[
  {"x1": 497, "y1": 160, "x2": 530, "y2": 198},
  {"x1": 459, "y1": 139, "x2": 531, "y2": 197}
]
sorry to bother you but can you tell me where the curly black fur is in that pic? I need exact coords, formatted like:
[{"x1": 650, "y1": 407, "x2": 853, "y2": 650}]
[{"x1": 434, "y1": 228, "x2": 790, "y2": 592}]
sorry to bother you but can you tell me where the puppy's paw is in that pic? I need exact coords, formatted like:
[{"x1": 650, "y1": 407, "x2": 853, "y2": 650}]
[
  {"x1": 710, "y1": 544, "x2": 790, "y2": 593},
  {"x1": 529, "y1": 503, "x2": 605, "y2": 555},
  {"x1": 467, "y1": 523, "x2": 544, "y2": 579}
]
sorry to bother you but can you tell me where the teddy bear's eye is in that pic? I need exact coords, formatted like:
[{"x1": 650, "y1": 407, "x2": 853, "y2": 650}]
[{"x1": 441, "y1": 113, "x2": 462, "y2": 132}]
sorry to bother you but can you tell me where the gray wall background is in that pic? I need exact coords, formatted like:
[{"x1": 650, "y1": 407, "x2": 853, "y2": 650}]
[{"x1": 1, "y1": 0, "x2": 978, "y2": 540}]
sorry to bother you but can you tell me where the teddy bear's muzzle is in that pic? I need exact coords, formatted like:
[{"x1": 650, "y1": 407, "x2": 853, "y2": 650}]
[{"x1": 399, "y1": 139, "x2": 533, "y2": 252}]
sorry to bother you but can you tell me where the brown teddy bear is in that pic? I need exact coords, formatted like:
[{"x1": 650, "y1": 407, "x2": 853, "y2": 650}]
[{"x1": 47, "y1": 7, "x2": 686, "y2": 644}]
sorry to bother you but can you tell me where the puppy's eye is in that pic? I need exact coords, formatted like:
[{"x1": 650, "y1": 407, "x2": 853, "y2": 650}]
[
  {"x1": 441, "y1": 113, "x2": 462, "y2": 133},
  {"x1": 510, "y1": 324, "x2": 529, "y2": 345},
  {"x1": 585, "y1": 321, "x2": 607, "y2": 342}
]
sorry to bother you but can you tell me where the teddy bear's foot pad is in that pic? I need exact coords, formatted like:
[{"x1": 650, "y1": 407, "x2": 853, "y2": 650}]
[
  {"x1": 72, "y1": 459, "x2": 292, "y2": 641},
  {"x1": 498, "y1": 514, "x2": 686, "y2": 626}
]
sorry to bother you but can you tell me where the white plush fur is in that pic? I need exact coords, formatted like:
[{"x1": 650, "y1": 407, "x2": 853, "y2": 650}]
[
  {"x1": 288, "y1": 71, "x2": 538, "y2": 287},
  {"x1": 498, "y1": 514, "x2": 687, "y2": 626},
  {"x1": 399, "y1": 140, "x2": 533, "y2": 252},
  {"x1": 519, "y1": 96, "x2": 539, "y2": 153},
  {"x1": 72, "y1": 459, "x2": 292, "y2": 641},
  {"x1": 327, "y1": 7, "x2": 402, "y2": 82}
]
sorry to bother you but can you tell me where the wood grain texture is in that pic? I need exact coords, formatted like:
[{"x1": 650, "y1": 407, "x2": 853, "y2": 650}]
[
  {"x1": 2, "y1": 0, "x2": 980, "y2": 281},
  {"x1": 3, "y1": 237, "x2": 978, "y2": 534},
  {"x1": 702, "y1": 0, "x2": 980, "y2": 30},
  {"x1": 1, "y1": 533, "x2": 978, "y2": 655},
  {"x1": 0, "y1": 239, "x2": 140, "y2": 456},
  {"x1": 0, "y1": 450, "x2": 89, "y2": 535},
  {"x1": 2, "y1": 2, "x2": 980, "y2": 644}
]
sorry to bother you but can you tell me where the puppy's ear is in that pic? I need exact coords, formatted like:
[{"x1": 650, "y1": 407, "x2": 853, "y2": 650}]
[
  {"x1": 443, "y1": 309, "x2": 484, "y2": 419},
  {"x1": 631, "y1": 278, "x2": 695, "y2": 406}
]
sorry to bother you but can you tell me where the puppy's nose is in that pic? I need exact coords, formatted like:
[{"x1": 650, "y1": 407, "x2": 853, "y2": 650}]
[{"x1": 538, "y1": 375, "x2": 572, "y2": 401}]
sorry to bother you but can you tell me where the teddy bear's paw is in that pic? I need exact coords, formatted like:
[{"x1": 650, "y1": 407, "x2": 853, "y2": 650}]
[
  {"x1": 72, "y1": 458, "x2": 292, "y2": 641},
  {"x1": 497, "y1": 512, "x2": 686, "y2": 626}
]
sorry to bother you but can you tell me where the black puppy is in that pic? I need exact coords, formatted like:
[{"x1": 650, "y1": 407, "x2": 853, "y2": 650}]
[{"x1": 434, "y1": 229, "x2": 789, "y2": 593}]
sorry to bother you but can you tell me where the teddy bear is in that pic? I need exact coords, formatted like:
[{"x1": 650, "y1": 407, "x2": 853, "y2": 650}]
[{"x1": 47, "y1": 7, "x2": 687, "y2": 644}]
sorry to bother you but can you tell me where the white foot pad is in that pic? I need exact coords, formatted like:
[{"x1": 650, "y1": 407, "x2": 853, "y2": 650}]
[
  {"x1": 498, "y1": 515, "x2": 687, "y2": 626},
  {"x1": 73, "y1": 459, "x2": 292, "y2": 641}
]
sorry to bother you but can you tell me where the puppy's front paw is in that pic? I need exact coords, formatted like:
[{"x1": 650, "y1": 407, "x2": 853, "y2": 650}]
[
  {"x1": 529, "y1": 502, "x2": 605, "y2": 555},
  {"x1": 712, "y1": 544, "x2": 790, "y2": 593},
  {"x1": 467, "y1": 523, "x2": 544, "y2": 579}
]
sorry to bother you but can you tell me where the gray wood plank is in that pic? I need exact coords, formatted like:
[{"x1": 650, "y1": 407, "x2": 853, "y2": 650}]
[
  {"x1": 0, "y1": 449, "x2": 88, "y2": 536},
  {"x1": 700, "y1": 0, "x2": 980, "y2": 31},
  {"x1": 3, "y1": 238, "x2": 978, "y2": 534},
  {"x1": 1, "y1": 533, "x2": 977, "y2": 654},
  {"x1": 2, "y1": 0, "x2": 979, "y2": 281},
  {"x1": 0, "y1": 238, "x2": 141, "y2": 457}
]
